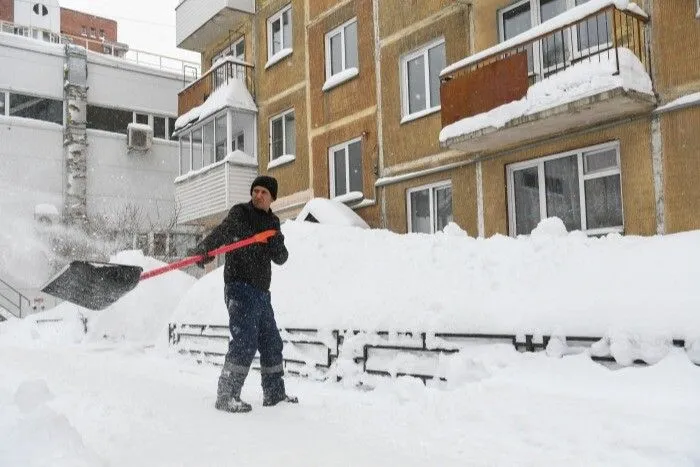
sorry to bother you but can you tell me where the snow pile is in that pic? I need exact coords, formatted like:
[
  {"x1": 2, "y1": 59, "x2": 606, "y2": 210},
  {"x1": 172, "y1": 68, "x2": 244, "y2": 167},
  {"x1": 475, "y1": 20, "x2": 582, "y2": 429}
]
[
  {"x1": 440, "y1": 48, "x2": 653, "y2": 142},
  {"x1": 0, "y1": 380, "x2": 106, "y2": 467},
  {"x1": 295, "y1": 197, "x2": 370, "y2": 229},
  {"x1": 46, "y1": 250, "x2": 195, "y2": 345},
  {"x1": 171, "y1": 219, "x2": 700, "y2": 342}
]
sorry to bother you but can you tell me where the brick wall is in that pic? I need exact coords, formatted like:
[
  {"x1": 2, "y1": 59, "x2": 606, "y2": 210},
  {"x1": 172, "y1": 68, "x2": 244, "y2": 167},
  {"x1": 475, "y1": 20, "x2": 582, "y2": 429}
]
[
  {"x1": 60, "y1": 8, "x2": 117, "y2": 42},
  {"x1": 0, "y1": 0, "x2": 13, "y2": 22}
]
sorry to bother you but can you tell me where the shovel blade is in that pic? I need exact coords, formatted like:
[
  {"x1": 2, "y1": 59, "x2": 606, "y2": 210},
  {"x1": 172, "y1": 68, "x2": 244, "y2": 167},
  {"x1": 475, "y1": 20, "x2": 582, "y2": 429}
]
[{"x1": 42, "y1": 261, "x2": 143, "y2": 310}]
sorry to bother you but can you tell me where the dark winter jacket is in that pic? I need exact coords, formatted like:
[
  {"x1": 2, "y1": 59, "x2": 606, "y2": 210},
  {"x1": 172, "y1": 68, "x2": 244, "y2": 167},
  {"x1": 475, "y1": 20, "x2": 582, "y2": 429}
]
[{"x1": 196, "y1": 201, "x2": 288, "y2": 291}]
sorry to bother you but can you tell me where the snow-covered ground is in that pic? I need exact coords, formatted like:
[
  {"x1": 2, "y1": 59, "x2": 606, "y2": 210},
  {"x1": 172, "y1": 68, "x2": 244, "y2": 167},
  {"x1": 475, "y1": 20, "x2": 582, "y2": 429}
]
[{"x1": 1, "y1": 209, "x2": 700, "y2": 465}]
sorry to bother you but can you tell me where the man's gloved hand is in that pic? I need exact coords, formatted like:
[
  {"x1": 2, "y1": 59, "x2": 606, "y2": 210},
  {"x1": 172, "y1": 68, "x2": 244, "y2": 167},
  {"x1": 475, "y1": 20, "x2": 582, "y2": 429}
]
[
  {"x1": 187, "y1": 246, "x2": 215, "y2": 268},
  {"x1": 267, "y1": 231, "x2": 285, "y2": 253}
]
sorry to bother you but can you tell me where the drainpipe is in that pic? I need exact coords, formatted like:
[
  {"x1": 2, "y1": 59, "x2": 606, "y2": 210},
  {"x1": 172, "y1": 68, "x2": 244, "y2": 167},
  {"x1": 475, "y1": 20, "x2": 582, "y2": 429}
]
[
  {"x1": 372, "y1": 0, "x2": 387, "y2": 228},
  {"x1": 63, "y1": 44, "x2": 89, "y2": 228}
]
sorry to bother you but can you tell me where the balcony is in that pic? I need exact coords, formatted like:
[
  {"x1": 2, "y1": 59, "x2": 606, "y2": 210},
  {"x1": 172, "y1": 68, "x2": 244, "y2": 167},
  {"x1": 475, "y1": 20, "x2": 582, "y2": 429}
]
[
  {"x1": 175, "y1": 154, "x2": 258, "y2": 226},
  {"x1": 176, "y1": 0, "x2": 254, "y2": 52},
  {"x1": 439, "y1": 3, "x2": 656, "y2": 154},
  {"x1": 178, "y1": 57, "x2": 255, "y2": 117}
]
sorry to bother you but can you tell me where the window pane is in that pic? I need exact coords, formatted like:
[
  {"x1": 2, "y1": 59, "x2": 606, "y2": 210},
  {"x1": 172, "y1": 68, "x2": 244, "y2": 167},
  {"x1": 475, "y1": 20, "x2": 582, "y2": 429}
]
[
  {"x1": 502, "y1": 3, "x2": 534, "y2": 72},
  {"x1": 585, "y1": 175, "x2": 623, "y2": 229},
  {"x1": 215, "y1": 116, "x2": 227, "y2": 162},
  {"x1": 576, "y1": 0, "x2": 611, "y2": 51},
  {"x1": 235, "y1": 39, "x2": 245, "y2": 59},
  {"x1": 87, "y1": 105, "x2": 132, "y2": 134},
  {"x1": 544, "y1": 155, "x2": 581, "y2": 231},
  {"x1": 271, "y1": 19, "x2": 281, "y2": 55},
  {"x1": 345, "y1": 21, "x2": 358, "y2": 69},
  {"x1": 282, "y1": 10, "x2": 291, "y2": 49},
  {"x1": 135, "y1": 113, "x2": 148, "y2": 124},
  {"x1": 179, "y1": 135, "x2": 191, "y2": 174},
  {"x1": 0, "y1": 92, "x2": 5, "y2": 114},
  {"x1": 330, "y1": 32, "x2": 342, "y2": 75},
  {"x1": 333, "y1": 148, "x2": 347, "y2": 196},
  {"x1": 410, "y1": 189, "x2": 431, "y2": 233},
  {"x1": 203, "y1": 120, "x2": 215, "y2": 166},
  {"x1": 407, "y1": 55, "x2": 426, "y2": 114},
  {"x1": 584, "y1": 148, "x2": 617, "y2": 174},
  {"x1": 428, "y1": 42, "x2": 446, "y2": 108},
  {"x1": 9, "y1": 94, "x2": 63, "y2": 124},
  {"x1": 512, "y1": 166, "x2": 541, "y2": 235},
  {"x1": 434, "y1": 186, "x2": 453, "y2": 232},
  {"x1": 540, "y1": 0, "x2": 568, "y2": 69},
  {"x1": 153, "y1": 116, "x2": 166, "y2": 139},
  {"x1": 191, "y1": 129, "x2": 202, "y2": 170},
  {"x1": 234, "y1": 133, "x2": 245, "y2": 152},
  {"x1": 284, "y1": 112, "x2": 295, "y2": 155},
  {"x1": 271, "y1": 117, "x2": 283, "y2": 159},
  {"x1": 167, "y1": 118, "x2": 176, "y2": 140},
  {"x1": 348, "y1": 141, "x2": 362, "y2": 192}
]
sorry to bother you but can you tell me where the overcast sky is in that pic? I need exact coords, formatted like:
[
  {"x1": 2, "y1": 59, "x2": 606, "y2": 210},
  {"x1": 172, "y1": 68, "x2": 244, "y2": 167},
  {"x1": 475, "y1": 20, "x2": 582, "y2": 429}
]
[{"x1": 58, "y1": 0, "x2": 200, "y2": 64}]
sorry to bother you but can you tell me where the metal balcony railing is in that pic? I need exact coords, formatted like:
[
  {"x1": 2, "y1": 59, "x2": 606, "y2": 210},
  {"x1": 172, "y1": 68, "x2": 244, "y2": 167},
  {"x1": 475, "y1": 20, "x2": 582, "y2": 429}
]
[
  {"x1": 178, "y1": 57, "x2": 255, "y2": 116},
  {"x1": 0, "y1": 276, "x2": 31, "y2": 319},
  {"x1": 439, "y1": 4, "x2": 651, "y2": 127}
]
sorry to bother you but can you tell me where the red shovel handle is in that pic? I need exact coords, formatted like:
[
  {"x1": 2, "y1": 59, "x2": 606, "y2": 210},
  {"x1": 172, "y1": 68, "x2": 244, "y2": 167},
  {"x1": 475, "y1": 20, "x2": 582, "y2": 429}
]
[{"x1": 139, "y1": 229, "x2": 277, "y2": 280}]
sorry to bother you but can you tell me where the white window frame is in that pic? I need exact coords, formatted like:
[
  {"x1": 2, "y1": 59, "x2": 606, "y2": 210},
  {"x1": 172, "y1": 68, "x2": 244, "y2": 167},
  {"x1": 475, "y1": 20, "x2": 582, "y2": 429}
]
[
  {"x1": 268, "y1": 108, "x2": 295, "y2": 162},
  {"x1": 233, "y1": 131, "x2": 245, "y2": 152},
  {"x1": 267, "y1": 4, "x2": 293, "y2": 61},
  {"x1": 324, "y1": 17, "x2": 358, "y2": 81},
  {"x1": 697, "y1": 0, "x2": 700, "y2": 18},
  {"x1": 328, "y1": 137, "x2": 363, "y2": 198},
  {"x1": 406, "y1": 181, "x2": 453, "y2": 234},
  {"x1": 213, "y1": 36, "x2": 245, "y2": 64},
  {"x1": 399, "y1": 37, "x2": 445, "y2": 123},
  {"x1": 506, "y1": 141, "x2": 623, "y2": 237}
]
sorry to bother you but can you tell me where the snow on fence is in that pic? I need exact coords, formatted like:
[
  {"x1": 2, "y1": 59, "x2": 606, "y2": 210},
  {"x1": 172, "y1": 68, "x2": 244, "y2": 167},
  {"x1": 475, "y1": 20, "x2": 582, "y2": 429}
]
[{"x1": 168, "y1": 323, "x2": 698, "y2": 385}]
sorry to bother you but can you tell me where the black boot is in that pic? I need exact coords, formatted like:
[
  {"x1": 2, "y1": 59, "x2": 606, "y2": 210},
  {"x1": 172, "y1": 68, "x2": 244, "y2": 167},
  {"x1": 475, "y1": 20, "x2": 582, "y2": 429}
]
[
  {"x1": 215, "y1": 396, "x2": 252, "y2": 413},
  {"x1": 263, "y1": 393, "x2": 298, "y2": 407}
]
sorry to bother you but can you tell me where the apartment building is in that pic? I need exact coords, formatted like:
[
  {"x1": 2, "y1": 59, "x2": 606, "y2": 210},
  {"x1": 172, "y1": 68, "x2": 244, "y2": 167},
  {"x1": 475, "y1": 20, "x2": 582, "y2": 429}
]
[{"x1": 173, "y1": 0, "x2": 700, "y2": 238}]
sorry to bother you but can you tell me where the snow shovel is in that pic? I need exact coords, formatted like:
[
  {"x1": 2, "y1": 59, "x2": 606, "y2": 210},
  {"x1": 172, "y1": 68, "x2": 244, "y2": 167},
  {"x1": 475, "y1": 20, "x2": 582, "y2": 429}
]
[{"x1": 41, "y1": 230, "x2": 278, "y2": 311}]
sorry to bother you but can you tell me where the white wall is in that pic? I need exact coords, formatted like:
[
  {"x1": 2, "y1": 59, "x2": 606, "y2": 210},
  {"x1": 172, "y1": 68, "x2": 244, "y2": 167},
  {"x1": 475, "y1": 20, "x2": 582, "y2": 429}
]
[
  {"x1": 13, "y1": 0, "x2": 61, "y2": 34},
  {"x1": 0, "y1": 117, "x2": 64, "y2": 219},
  {"x1": 86, "y1": 131, "x2": 179, "y2": 229},
  {"x1": 0, "y1": 34, "x2": 64, "y2": 98},
  {"x1": 87, "y1": 56, "x2": 183, "y2": 115}
]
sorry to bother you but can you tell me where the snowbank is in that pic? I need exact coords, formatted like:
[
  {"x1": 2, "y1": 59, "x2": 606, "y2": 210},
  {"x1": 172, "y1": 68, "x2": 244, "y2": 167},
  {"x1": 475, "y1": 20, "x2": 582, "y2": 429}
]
[{"x1": 171, "y1": 218, "x2": 700, "y2": 341}]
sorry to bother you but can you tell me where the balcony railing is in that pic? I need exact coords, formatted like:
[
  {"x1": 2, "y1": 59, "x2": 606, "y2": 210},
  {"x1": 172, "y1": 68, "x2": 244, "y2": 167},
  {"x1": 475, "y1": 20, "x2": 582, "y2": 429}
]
[
  {"x1": 439, "y1": 4, "x2": 651, "y2": 128},
  {"x1": 178, "y1": 57, "x2": 255, "y2": 116}
]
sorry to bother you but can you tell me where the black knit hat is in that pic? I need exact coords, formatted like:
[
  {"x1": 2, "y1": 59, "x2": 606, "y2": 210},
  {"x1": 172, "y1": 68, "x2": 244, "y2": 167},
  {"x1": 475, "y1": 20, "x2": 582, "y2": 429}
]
[{"x1": 251, "y1": 175, "x2": 278, "y2": 200}]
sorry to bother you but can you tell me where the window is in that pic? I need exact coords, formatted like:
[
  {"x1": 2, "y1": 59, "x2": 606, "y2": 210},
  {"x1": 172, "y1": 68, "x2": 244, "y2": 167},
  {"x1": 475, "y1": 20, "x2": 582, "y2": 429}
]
[
  {"x1": 407, "y1": 182, "x2": 453, "y2": 234},
  {"x1": 498, "y1": 0, "x2": 613, "y2": 76},
  {"x1": 203, "y1": 120, "x2": 216, "y2": 166},
  {"x1": 179, "y1": 133, "x2": 191, "y2": 175},
  {"x1": 325, "y1": 18, "x2": 358, "y2": 79},
  {"x1": 267, "y1": 4, "x2": 292, "y2": 59},
  {"x1": 90, "y1": 27, "x2": 96, "y2": 38},
  {"x1": 233, "y1": 132, "x2": 245, "y2": 152},
  {"x1": 33, "y1": 3, "x2": 48, "y2": 16},
  {"x1": 507, "y1": 142, "x2": 623, "y2": 236},
  {"x1": 153, "y1": 116, "x2": 166, "y2": 139},
  {"x1": 329, "y1": 138, "x2": 363, "y2": 198},
  {"x1": 99, "y1": 29, "x2": 105, "y2": 39},
  {"x1": 191, "y1": 128, "x2": 203, "y2": 170},
  {"x1": 269, "y1": 110, "x2": 295, "y2": 161},
  {"x1": 0, "y1": 92, "x2": 5, "y2": 115},
  {"x1": 215, "y1": 115, "x2": 227, "y2": 161},
  {"x1": 87, "y1": 105, "x2": 132, "y2": 134},
  {"x1": 213, "y1": 36, "x2": 245, "y2": 64},
  {"x1": 135, "y1": 113, "x2": 149, "y2": 125},
  {"x1": 697, "y1": 0, "x2": 700, "y2": 18},
  {"x1": 80, "y1": 26, "x2": 87, "y2": 36},
  {"x1": 9, "y1": 93, "x2": 63, "y2": 124},
  {"x1": 400, "y1": 38, "x2": 446, "y2": 121}
]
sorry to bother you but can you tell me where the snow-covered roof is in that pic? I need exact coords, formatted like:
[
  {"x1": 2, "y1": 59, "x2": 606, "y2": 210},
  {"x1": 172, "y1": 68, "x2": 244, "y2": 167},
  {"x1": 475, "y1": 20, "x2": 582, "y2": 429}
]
[
  {"x1": 295, "y1": 198, "x2": 370, "y2": 229},
  {"x1": 440, "y1": 48, "x2": 653, "y2": 143},
  {"x1": 174, "y1": 79, "x2": 257, "y2": 132},
  {"x1": 441, "y1": 0, "x2": 647, "y2": 77}
]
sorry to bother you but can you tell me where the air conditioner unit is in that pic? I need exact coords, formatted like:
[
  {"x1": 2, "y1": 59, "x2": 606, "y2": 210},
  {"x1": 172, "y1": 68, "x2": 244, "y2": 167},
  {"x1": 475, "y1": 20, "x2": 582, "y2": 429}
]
[{"x1": 127, "y1": 123, "x2": 153, "y2": 152}]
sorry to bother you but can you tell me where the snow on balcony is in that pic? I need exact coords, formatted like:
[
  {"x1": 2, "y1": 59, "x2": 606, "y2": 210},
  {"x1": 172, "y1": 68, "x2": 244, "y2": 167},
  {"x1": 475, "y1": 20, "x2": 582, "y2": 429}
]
[
  {"x1": 174, "y1": 78, "x2": 257, "y2": 132},
  {"x1": 440, "y1": 48, "x2": 653, "y2": 144}
]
